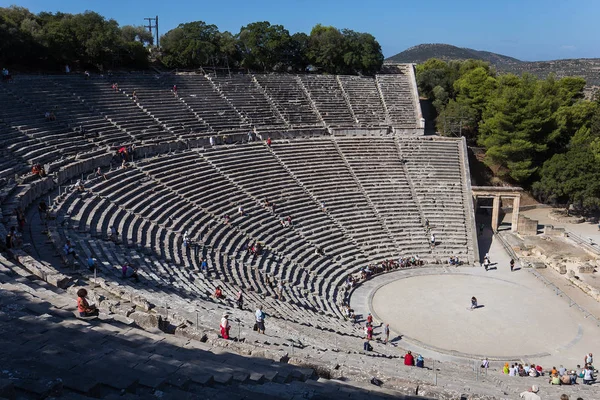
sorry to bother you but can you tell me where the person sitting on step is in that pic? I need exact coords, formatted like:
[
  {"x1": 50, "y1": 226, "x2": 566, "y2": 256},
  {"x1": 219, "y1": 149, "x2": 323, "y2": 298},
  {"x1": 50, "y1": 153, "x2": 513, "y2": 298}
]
[
  {"x1": 76, "y1": 288, "x2": 97, "y2": 317},
  {"x1": 121, "y1": 262, "x2": 139, "y2": 282},
  {"x1": 213, "y1": 286, "x2": 224, "y2": 299}
]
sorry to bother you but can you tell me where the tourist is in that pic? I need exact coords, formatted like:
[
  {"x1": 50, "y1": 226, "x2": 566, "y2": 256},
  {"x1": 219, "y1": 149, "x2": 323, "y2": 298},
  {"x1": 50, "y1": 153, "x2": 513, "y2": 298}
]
[
  {"x1": 247, "y1": 131, "x2": 253, "y2": 142},
  {"x1": 87, "y1": 256, "x2": 96, "y2": 272},
  {"x1": 223, "y1": 214, "x2": 230, "y2": 224},
  {"x1": 75, "y1": 179, "x2": 85, "y2": 192},
  {"x1": 183, "y1": 231, "x2": 189, "y2": 248},
  {"x1": 63, "y1": 240, "x2": 77, "y2": 259},
  {"x1": 172, "y1": 84, "x2": 178, "y2": 97},
  {"x1": 214, "y1": 286, "x2": 224, "y2": 299},
  {"x1": 509, "y1": 364, "x2": 517, "y2": 376},
  {"x1": 560, "y1": 372, "x2": 571, "y2": 385},
  {"x1": 425, "y1": 218, "x2": 429, "y2": 229},
  {"x1": 132, "y1": 90, "x2": 137, "y2": 101},
  {"x1": 510, "y1": 259, "x2": 515, "y2": 272},
  {"x1": 95, "y1": 167, "x2": 107, "y2": 181},
  {"x1": 121, "y1": 262, "x2": 139, "y2": 282},
  {"x1": 503, "y1": 363, "x2": 509, "y2": 374},
  {"x1": 366, "y1": 313, "x2": 373, "y2": 325},
  {"x1": 558, "y1": 365, "x2": 567, "y2": 376},
  {"x1": 560, "y1": 395, "x2": 569, "y2": 400},
  {"x1": 430, "y1": 233, "x2": 436, "y2": 248},
  {"x1": 209, "y1": 136, "x2": 215, "y2": 147},
  {"x1": 15, "y1": 207, "x2": 25, "y2": 232},
  {"x1": 481, "y1": 357, "x2": 489, "y2": 370},
  {"x1": 266, "y1": 137, "x2": 272, "y2": 147},
  {"x1": 583, "y1": 365, "x2": 593, "y2": 385},
  {"x1": 320, "y1": 202, "x2": 326, "y2": 212},
  {"x1": 109, "y1": 226, "x2": 118, "y2": 243},
  {"x1": 236, "y1": 290, "x2": 243, "y2": 309},
  {"x1": 416, "y1": 354, "x2": 424, "y2": 368},
  {"x1": 470, "y1": 296, "x2": 478, "y2": 310},
  {"x1": 38, "y1": 200, "x2": 48, "y2": 222},
  {"x1": 276, "y1": 280, "x2": 284, "y2": 301},
  {"x1": 363, "y1": 339, "x2": 372, "y2": 351},
  {"x1": 5, "y1": 226, "x2": 15, "y2": 249},
  {"x1": 255, "y1": 306, "x2": 265, "y2": 334},
  {"x1": 519, "y1": 385, "x2": 540, "y2": 400},
  {"x1": 238, "y1": 205, "x2": 244, "y2": 216},
  {"x1": 76, "y1": 288, "x2": 97, "y2": 317},
  {"x1": 528, "y1": 365, "x2": 539, "y2": 377},
  {"x1": 384, "y1": 323, "x2": 390, "y2": 344},
  {"x1": 549, "y1": 372, "x2": 560, "y2": 385},
  {"x1": 200, "y1": 258, "x2": 208, "y2": 273},
  {"x1": 484, "y1": 257, "x2": 490, "y2": 271},
  {"x1": 584, "y1": 352, "x2": 593, "y2": 365},
  {"x1": 220, "y1": 313, "x2": 230, "y2": 339},
  {"x1": 403, "y1": 350, "x2": 414, "y2": 366},
  {"x1": 366, "y1": 324, "x2": 373, "y2": 340},
  {"x1": 569, "y1": 370, "x2": 577, "y2": 385}
]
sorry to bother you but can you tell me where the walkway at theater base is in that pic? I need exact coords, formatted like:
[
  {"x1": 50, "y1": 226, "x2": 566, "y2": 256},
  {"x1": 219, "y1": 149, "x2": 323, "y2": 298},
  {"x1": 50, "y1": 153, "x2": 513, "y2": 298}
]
[{"x1": 350, "y1": 238, "x2": 600, "y2": 367}]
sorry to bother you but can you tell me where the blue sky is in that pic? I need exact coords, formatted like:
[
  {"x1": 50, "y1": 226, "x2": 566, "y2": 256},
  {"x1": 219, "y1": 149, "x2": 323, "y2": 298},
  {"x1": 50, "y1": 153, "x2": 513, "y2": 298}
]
[{"x1": 7, "y1": 0, "x2": 599, "y2": 61}]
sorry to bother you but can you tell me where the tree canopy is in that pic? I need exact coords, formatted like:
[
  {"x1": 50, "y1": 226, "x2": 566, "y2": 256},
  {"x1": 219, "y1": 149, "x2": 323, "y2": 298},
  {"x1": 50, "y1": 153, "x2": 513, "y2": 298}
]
[
  {"x1": 417, "y1": 57, "x2": 600, "y2": 212},
  {"x1": 160, "y1": 21, "x2": 383, "y2": 74},
  {"x1": 0, "y1": 6, "x2": 150, "y2": 70}
]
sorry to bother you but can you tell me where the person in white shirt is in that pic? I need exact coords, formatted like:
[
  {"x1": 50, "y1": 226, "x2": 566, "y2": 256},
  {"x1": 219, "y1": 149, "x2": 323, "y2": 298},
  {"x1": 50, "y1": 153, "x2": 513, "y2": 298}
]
[
  {"x1": 255, "y1": 306, "x2": 265, "y2": 334},
  {"x1": 519, "y1": 385, "x2": 540, "y2": 400},
  {"x1": 509, "y1": 364, "x2": 517, "y2": 376},
  {"x1": 220, "y1": 313, "x2": 230, "y2": 339},
  {"x1": 481, "y1": 358, "x2": 489, "y2": 369},
  {"x1": 430, "y1": 234, "x2": 436, "y2": 248}
]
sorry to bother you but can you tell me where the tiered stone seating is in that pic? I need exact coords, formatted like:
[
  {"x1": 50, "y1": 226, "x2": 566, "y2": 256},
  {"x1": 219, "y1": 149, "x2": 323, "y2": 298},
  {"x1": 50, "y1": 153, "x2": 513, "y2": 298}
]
[
  {"x1": 398, "y1": 138, "x2": 473, "y2": 259},
  {"x1": 338, "y1": 76, "x2": 388, "y2": 126},
  {"x1": 210, "y1": 75, "x2": 286, "y2": 129},
  {"x1": 270, "y1": 138, "x2": 398, "y2": 260},
  {"x1": 0, "y1": 88, "x2": 94, "y2": 165},
  {"x1": 116, "y1": 75, "x2": 212, "y2": 138},
  {"x1": 299, "y1": 75, "x2": 356, "y2": 127},
  {"x1": 253, "y1": 74, "x2": 322, "y2": 127},
  {"x1": 172, "y1": 75, "x2": 249, "y2": 133},
  {"x1": 57, "y1": 76, "x2": 172, "y2": 142},
  {"x1": 376, "y1": 71, "x2": 418, "y2": 129},
  {"x1": 335, "y1": 137, "x2": 430, "y2": 255},
  {"x1": 199, "y1": 145, "x2": 366, "y2": 310},
  {"x1": 9, "y1": 77, "x2": 135, "y2": 147}
]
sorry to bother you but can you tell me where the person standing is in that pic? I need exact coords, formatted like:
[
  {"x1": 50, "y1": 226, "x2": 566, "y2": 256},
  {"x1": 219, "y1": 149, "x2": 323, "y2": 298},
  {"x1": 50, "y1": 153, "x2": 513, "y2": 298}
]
[
  {"x1": 255, "y1": 306, "x2": 265, "y2": 334},
  {"x1": 236, "y1": 290, "x2": 244, "y2": 309},
  {"x1": 510, "y1": 259, "x2": 515, "y2": 272},
  {"x1": 384, "y1": 323, "x2": 390, "y2": 344},
  {"x1": 220, "y1": 313, "x2": 230, "y2": 339}
]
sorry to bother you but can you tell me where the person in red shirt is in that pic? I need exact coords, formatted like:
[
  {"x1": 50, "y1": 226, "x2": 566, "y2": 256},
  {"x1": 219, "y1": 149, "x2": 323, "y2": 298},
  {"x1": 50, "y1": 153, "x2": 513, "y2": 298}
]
[
  {"x1": 266, "y1": 137, "x2": 272, "y2": 147},
  {"x1": 367, "y1": 313, "x2": 373, "y2": 325},
  {"x1": 404, "y1": 351, "x2": 415, "y2": 366},
  {"x1": 77, "y1": 288, "x2": 97, "y2": 317}
]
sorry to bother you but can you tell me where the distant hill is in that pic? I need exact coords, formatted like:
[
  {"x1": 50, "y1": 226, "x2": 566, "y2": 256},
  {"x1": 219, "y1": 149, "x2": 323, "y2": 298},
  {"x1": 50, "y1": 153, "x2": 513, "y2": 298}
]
[
  {"x1": 386, "y1": 43, "x2": 600, "y2": 88},
  {"x1": 386, "y1": 44, "x2": 522, "y2": 67}
]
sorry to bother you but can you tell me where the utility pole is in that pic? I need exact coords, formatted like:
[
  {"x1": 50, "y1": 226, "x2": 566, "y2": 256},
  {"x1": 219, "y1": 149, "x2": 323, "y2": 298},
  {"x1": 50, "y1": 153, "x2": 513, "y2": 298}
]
[{"x1": 144, "y1": 16, "x2": 159, "y2": 47}]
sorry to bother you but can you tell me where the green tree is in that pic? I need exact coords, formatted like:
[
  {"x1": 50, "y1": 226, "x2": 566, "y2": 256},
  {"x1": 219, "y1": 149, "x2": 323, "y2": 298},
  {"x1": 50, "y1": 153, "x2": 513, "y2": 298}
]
[
  {"x1": 307, "y1": 24, "x2": 346, "y2": 74},
  {"x1": 121, "y1": 25, "x2": 153, "y2": 46},
  {"x1": 160, "y1": 21, "x2": 221, "y2": 68},
  {"x1": 534, "y1": 146, "x2": 600, "y2": 211},
  {"x1": 237, "y1": 21, "x2": 293, "y2": 71}
]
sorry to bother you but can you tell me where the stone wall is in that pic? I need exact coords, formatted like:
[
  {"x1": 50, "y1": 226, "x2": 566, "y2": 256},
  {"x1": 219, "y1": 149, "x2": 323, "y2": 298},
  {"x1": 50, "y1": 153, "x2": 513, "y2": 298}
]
[{"x1": 517, "y1": 215, "x2": 538, "y2": 236}]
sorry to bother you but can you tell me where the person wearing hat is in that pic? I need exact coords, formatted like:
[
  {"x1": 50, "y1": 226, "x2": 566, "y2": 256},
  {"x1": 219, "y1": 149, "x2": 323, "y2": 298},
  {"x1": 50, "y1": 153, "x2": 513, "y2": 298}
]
[
  {"x1": 519, "y1": 385, "x2": 540, "y2": 400},
  {"x1": 220, "y1": 313, "x2": 230, "y2": 339}
]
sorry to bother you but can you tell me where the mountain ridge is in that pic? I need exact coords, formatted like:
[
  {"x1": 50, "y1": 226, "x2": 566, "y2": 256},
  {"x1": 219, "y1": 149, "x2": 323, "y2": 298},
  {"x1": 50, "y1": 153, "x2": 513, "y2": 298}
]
[{"x1": 386, "y1": 43, "x2": 600, "y2": 88}]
